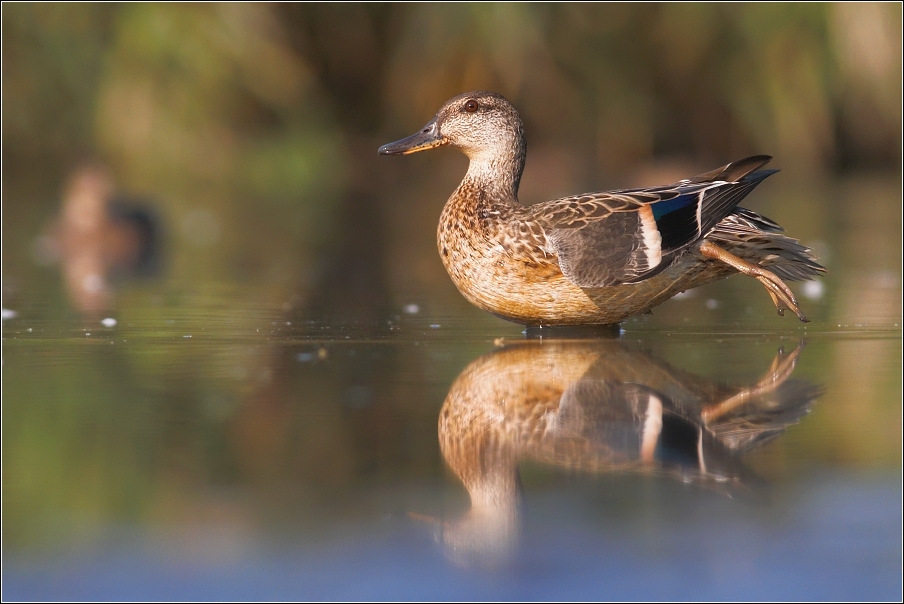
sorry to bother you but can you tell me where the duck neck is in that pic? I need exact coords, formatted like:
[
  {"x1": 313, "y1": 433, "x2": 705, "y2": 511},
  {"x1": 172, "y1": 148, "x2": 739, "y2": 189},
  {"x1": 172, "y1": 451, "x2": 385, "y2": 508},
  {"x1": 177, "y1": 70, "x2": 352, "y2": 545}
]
[{"x1": 459, "y1": 138, "x2": 525, "y2": 206}]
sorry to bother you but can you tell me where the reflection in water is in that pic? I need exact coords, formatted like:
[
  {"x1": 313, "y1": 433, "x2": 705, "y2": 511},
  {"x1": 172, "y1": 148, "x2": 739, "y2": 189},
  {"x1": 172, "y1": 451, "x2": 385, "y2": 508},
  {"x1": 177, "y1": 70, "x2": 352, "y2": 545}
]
[
  {"x1": 33, "y1": 164, "x2": 162, "y2": 317},
  {"x1": 435, "y1": 339, "x2": 821, "y2": 566}
]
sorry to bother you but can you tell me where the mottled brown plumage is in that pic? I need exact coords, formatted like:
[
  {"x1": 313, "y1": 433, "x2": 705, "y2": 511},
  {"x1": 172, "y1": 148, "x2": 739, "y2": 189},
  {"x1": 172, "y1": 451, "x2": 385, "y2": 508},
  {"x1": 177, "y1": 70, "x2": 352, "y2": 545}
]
[{"x1": 380, "y1": 91, "x2": 825, "y2": 326}]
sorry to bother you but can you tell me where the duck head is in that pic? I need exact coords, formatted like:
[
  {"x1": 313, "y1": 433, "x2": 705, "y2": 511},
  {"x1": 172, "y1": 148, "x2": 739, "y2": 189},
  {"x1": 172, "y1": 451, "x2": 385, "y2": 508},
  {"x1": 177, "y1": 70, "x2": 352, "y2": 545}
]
[{"x1": 379, "y1": 91, "x2": 526, "y2": 198}]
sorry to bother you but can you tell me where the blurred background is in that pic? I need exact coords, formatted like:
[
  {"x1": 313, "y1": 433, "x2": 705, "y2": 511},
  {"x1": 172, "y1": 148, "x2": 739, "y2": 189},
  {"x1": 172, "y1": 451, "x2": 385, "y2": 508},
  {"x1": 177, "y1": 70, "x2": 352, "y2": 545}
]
[{"x1": 2, "y1": 4, "x2": 902, "y2": 599}]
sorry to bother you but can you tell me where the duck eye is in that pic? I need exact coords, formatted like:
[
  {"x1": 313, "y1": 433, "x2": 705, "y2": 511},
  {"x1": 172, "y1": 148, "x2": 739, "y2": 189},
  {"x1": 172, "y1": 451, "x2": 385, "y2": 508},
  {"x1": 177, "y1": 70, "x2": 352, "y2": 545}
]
[{"x1": 464, "y1": 99, "x2": 479, "y2": 113}]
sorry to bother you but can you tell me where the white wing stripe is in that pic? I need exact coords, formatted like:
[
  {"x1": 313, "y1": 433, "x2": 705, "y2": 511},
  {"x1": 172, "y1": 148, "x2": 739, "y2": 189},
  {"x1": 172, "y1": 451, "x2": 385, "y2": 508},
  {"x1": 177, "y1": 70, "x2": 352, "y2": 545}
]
[{"x1": 637, "y1": 205, "x2": 662, "y2": 269}]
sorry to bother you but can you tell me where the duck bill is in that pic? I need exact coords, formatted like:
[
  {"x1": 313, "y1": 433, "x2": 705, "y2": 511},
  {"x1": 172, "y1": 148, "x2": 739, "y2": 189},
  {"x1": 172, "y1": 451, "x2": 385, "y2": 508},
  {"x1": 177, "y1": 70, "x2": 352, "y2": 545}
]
[{"x1": 378, "y1": 119, "x2": 447, "y2": 155}]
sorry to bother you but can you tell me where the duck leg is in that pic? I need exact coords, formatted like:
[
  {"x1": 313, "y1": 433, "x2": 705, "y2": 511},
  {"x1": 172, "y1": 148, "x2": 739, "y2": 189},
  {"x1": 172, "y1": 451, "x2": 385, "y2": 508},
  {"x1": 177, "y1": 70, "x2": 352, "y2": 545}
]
[{"x1": 699, "y1": 240, "x2": 808, "y2": 322}]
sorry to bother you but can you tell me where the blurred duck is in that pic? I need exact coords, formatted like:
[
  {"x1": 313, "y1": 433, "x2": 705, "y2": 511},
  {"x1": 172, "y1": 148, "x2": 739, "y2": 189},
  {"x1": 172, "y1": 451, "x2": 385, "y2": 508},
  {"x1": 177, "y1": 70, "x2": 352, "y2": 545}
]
[
  {"x1": 431, "y1": 339, "x2": 820, "y2": 565},
  {"x1": 380, "y1": 91, "x2": 825, "y2": 326},
  {"x1": 37, "y1": 164, "x2": 160, "y2": 316}
]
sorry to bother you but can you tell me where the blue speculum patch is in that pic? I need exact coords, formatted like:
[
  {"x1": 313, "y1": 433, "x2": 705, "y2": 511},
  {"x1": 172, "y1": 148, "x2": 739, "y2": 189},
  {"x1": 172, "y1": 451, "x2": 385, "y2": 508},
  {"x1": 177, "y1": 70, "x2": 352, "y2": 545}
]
[
  {"x1": 651, "y1": 193, "x2": 698, "y2": 221},
  {"x1": 649, "y1": 192, "x2": 700, "y2": 250}
]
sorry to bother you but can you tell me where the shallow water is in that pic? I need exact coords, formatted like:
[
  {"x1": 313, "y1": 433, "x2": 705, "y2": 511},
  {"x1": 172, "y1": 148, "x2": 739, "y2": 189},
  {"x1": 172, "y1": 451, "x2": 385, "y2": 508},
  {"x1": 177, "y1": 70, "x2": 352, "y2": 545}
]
[{"x1": 2, "y1": 284, "x2": 901, "y2": 600}]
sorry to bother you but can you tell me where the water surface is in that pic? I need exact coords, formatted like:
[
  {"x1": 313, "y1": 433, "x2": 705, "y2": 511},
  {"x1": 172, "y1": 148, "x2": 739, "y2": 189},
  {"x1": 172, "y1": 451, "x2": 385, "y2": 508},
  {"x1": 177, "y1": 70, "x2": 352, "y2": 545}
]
[{"x1": 3, "y1": 288, "x2": 901, "y2": 600}]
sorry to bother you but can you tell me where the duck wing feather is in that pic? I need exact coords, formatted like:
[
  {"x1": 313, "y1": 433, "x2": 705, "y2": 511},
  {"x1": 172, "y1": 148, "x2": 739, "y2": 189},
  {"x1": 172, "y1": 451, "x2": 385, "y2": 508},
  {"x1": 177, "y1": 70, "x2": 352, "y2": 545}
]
[{"x1": 532, "y1": 155, "x2": 777, "y2": 288}]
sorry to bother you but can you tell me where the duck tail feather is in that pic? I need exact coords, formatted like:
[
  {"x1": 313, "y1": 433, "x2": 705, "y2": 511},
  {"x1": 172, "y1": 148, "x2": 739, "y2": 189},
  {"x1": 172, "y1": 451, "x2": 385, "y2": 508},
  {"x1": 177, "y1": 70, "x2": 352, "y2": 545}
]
[{"x1": 687, "y1": 155, "x2": 773, "y2": 184}]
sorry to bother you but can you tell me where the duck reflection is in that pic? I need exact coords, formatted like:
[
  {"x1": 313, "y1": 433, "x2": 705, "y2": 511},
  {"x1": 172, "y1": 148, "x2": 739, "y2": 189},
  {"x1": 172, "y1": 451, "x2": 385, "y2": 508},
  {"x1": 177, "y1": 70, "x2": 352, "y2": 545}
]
[{"x1": 435, "y1": 339, "x2": 820, "y2": 566}]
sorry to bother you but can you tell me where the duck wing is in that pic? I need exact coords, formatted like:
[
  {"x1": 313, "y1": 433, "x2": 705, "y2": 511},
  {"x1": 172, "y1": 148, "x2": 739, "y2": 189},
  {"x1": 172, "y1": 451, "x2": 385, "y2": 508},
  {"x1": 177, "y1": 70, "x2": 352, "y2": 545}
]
[{"x1": 534, "y1": 155, "x2": 777, "y2": 288}]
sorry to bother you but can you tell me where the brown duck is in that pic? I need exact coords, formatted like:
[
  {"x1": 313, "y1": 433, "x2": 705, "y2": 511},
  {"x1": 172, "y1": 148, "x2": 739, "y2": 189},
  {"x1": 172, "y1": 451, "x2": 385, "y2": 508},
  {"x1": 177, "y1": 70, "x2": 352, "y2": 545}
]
[{"x1": 379, "y1": 91, "x2": 825, "y2": 326}]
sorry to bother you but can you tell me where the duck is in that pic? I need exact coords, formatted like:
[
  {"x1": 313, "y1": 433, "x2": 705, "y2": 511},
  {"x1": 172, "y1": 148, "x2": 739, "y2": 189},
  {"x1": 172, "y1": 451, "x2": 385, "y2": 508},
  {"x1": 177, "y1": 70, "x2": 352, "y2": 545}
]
[
  {"x1": 36, "y1": 163, "x2": 161, "y2": 317},
  {"x1": 379, "y1": 91, "x2": 825, "y2": 326}
]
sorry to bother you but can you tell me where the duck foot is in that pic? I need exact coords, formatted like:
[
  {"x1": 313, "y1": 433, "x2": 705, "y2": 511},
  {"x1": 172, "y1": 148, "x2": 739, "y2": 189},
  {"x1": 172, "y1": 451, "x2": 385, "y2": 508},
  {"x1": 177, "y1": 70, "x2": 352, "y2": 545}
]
[
  {"x1": 699, "y1": 241, "x2": 808, "y2": 322},
  {"x1": 524, "y1": 323, "x2": 622, "y2": 339}
]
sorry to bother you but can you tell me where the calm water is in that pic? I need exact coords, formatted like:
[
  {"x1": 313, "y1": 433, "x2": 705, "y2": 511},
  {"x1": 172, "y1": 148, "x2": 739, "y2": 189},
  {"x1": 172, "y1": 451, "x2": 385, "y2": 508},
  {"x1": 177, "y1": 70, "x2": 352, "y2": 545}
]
[{"x1": 2, "y1": 288, "x2": 901, "y2": 600}]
